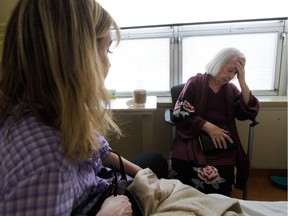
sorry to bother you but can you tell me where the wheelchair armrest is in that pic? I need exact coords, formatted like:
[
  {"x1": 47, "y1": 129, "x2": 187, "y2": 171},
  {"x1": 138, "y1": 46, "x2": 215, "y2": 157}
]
[
  {"x1": 250, "y1": 118, "x2": 260, "y2": 127},
  {"x1": 165, "y1": 109, "x2": 175, "y2": 126}
]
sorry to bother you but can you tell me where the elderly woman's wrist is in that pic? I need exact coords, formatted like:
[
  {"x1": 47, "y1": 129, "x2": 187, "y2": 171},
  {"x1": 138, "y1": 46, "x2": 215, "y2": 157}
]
[{"x1": 201, "y1": 121, "x2": 211, "y2": 132}]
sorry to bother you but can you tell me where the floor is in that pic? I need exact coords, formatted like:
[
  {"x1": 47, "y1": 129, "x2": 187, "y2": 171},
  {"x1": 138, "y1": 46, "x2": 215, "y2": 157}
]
[{"x1": 231, "y1": 169, "x2": 287, "y2": 201}]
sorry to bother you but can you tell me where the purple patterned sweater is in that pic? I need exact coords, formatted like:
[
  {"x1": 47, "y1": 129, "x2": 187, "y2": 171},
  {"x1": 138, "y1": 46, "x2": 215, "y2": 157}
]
[{"x1": 0, "y1": 102, "x2": 120, "y2": 215}]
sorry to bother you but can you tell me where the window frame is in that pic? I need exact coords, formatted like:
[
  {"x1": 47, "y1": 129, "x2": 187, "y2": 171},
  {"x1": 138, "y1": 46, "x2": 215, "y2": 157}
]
[
  {"x1": 110, "y1": 27, "x2": 173, "y2": 97},
  {"x1": 110, "y1": 18, "x2": 287, "y2": 97}
]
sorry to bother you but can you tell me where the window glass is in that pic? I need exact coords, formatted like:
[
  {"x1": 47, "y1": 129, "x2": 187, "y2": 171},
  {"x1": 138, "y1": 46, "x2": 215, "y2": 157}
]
[
  {"x1": 182, "y1": 33, "x2": 278, "y2": 90},
  {"x1": 105, "y1": 38, "x2": 170, "y2": 92}
]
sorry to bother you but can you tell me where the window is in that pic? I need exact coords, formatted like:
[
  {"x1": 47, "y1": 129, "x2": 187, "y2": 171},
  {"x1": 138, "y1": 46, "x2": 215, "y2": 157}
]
[
  {"x1": 182, "y1": 33, "x2": 278, "y2": 92},
  {"x1": 105, "y1": 37, "x2": 170, "y2": 94},
  {"x1": 106, "y1": 19, "x2": 287, "y2": 96},
  {"x1": 105, "y1": 27, "x2": 172, "y2": 96},
  {"x1": 179, "y1": 21, "x2": 283, "y2": 95}
]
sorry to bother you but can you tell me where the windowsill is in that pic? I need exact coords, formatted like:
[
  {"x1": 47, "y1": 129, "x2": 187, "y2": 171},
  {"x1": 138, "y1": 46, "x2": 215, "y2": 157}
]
[{"x1": 156, "y1": 95, "x2": 287, "y2": 108}]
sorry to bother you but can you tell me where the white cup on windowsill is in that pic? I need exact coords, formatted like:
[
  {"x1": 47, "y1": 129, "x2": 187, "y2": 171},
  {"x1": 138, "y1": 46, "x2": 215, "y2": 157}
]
[
  {"x1": 126, "y1": 89, "x2": 147, "y2": 107},
  {"x1": 133, "y1": 89, "x2": 147, "y2": 105}
]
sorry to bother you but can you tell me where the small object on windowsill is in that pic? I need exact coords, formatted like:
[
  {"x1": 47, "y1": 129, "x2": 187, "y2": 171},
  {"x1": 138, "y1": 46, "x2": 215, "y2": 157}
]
[
  {"x1": 133, "y1": 89, "x2": 147, "y2": 104},
  {"x1": 126, "y1": 98, "x2": 145, "y2": 108},
  {"x1": 270, "y1": 176, "x2": 287, "y2": 190},
  {"x1": 107, "y1": 89, "x2": 116, "y2": 99}
]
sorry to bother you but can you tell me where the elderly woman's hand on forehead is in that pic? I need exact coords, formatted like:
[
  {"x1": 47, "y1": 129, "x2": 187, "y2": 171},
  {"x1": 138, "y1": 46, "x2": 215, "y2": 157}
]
[{"x1": 235, "y1": 58, "x2": 246, "y2": 83}]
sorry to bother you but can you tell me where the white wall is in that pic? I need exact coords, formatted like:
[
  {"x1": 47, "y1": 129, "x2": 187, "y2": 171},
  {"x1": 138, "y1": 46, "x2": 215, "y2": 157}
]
[
  {"x1": 3, "y1": 1, "x2": 287, "y2": 27},
  {"x1": 98, "y1": 0, "x2": 288, "y2": 27}
]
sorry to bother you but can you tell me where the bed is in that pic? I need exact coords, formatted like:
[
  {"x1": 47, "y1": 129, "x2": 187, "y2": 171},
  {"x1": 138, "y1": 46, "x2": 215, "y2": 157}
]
[
  {"x1": 209, "y1": 194, "x2": 287, "y2": 216},
  {"x1": 128, "y1": 168, "x2": 287, "y2": 216}
]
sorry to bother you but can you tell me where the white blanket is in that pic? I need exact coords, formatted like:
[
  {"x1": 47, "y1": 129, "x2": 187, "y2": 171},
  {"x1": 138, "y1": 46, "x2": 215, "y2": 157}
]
[
  {"x1": 208, "y1": 194, "x2": 287, "y2": 216},
  {"x1": 128, "y1": 168, "x2": 244, "y2": 216}
]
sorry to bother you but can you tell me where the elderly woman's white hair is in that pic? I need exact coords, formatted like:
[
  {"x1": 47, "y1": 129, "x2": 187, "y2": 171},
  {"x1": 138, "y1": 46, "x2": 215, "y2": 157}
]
[{"x1": 205, "y1": 47, "x2": 246, "y2": 77}]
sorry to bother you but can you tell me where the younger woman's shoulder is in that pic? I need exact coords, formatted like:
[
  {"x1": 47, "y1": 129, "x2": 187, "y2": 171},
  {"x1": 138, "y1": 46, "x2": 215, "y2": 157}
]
[{"x1": 2, "y1": 111, "x2": 75, "y2": 174}]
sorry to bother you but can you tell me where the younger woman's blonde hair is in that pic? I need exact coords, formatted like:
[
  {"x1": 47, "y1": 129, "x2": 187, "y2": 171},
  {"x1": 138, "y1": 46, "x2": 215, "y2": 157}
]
[{"x1": 0, "y1": 0, "x2": 121, "y2": 161}]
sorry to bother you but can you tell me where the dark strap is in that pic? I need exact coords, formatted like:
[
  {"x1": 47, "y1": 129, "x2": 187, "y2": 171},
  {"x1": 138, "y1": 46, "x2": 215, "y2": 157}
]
[
  {"x1": 110, "y1": 150, "x2": 128, "y2": 195},
  {"x1": 110, "y1": 150, "x2": 144, "y2": 216},
  {"x1": 71, "y1": 150, "x2": 141, "y2": 216}
]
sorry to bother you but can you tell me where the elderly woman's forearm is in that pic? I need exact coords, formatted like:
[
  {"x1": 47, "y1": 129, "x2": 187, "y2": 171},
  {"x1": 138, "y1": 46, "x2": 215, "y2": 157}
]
[{"x1": 239, "y1": 81, "x2": 251, "y2": 105}]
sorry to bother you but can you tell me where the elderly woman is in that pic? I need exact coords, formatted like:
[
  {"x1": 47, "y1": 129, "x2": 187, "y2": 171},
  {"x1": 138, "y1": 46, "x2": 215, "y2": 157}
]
[{"x1": 170, "y1": 47, "x2": 260, "y2": 196}]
